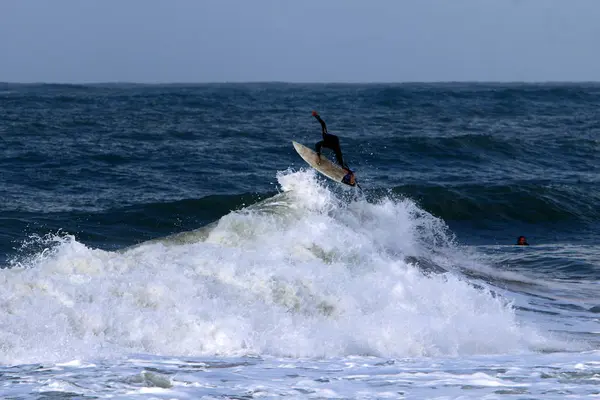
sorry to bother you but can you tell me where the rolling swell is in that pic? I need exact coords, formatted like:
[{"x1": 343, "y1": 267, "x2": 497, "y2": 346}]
[
  {"x1": 389, "y1": 182, "x2": 600, "y2": 224},
  {"x1": 1, "y1": 193, "x2": 270, "y2": 258}
]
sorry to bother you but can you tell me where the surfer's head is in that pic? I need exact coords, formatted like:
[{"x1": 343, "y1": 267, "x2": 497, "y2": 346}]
[{"x1": 516, "y1": 236, "x2": 529, "y2": 246}]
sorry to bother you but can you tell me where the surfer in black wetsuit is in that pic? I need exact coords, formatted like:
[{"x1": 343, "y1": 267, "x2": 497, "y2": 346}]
[
  {"x1": 311, "y1": 111, "x2": 356, "y2": 186},
  {"x1": 312, "y1": 111, "x2": 346, "y2": 167}
]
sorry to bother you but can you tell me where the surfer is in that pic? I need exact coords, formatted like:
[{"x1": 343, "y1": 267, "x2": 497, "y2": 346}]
[
  {"x1": 312, "y1": 111, "x2": 355, "y2": 186},
  {"x1": 516, "y1": 236, "x2": 529, "y2": 246},
  {"x1": 312, "y1": 111, "x2": 347, "y2": 168}
]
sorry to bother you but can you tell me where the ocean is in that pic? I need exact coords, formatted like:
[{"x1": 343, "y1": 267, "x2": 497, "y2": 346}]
[{"x1": 0, "y1": 82, "x2": 599, "y2": 399}]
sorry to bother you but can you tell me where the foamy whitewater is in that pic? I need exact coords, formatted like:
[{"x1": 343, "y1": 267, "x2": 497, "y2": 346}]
[{"x1": 2, "y1": 170, "x2": 598, "y2": 398}]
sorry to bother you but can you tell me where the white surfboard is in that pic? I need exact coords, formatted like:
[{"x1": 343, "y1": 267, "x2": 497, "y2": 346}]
[{"x1": 292, "y1": 141, "x2": 357, "y2": 187}]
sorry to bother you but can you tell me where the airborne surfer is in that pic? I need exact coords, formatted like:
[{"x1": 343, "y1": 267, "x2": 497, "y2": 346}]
[{"x1": 311, "y1": 111, "x2": 356, "y2": 186}]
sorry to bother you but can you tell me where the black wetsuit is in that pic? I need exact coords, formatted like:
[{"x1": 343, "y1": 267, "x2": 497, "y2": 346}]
[{"x1": 313, "y1": 114, "x2": 346, "y2": 168}]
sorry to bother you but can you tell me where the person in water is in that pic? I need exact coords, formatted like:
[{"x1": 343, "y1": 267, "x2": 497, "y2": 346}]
[
  {"x1": 516, "y1": 236, "x2": 529, "y2": 246},
  {"x1": 311, "y1": 111, "x2": 356, "y2": 186}
]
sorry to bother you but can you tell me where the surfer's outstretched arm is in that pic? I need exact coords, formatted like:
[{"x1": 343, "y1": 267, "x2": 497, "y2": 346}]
[{"x1": 312, "y1": 111, "x2": 327, "y2": 135}]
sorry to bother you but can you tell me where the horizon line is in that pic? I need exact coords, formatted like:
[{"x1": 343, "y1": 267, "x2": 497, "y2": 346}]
[{"x1": 2, "y1": 80, "x2": 600, "y2": 86}]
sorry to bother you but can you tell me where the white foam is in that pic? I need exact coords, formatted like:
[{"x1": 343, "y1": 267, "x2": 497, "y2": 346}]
[
  {"x1": 0, "y1": 169, "x2": 552, "y2": 365},
  {"x1": 4, "y1": 351, "x2": 600, "y2": 399}
]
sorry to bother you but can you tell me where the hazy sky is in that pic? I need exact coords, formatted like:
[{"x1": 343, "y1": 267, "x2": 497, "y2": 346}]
[{"x1": 1, "y1": 0, "x2": 599, "y2": 83}]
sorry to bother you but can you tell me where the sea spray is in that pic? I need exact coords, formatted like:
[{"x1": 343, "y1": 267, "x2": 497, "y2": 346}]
[{"x1": 0, "y1": 169, "x2": 550, "y2": 365}]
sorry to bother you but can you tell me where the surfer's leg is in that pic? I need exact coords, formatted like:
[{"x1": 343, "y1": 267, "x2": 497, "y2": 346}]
[
  {"x1": 334, "y1": 148, "x2": 344, "y2": 167},
  {"x1": 315, "y1": 141, "x2": 324, "y2": 157},
  {"x1": 327, "y1": 135, "x2": 344, "y2": 167}
]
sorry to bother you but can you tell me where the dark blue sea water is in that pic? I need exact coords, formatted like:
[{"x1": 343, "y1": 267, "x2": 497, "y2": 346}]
[
  {"x1": 1, "y1": 83, "x2": 599, "y2": 398},
  {"x1": 2, "y1": 83, "x2": 598, "y2": 255}
]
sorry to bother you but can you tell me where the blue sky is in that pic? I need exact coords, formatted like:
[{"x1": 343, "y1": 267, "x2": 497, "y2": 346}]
[{"x1": 1, "y1": 0, "x2": 599, "y2": 82}]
